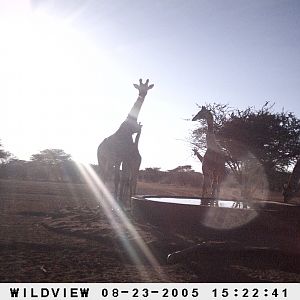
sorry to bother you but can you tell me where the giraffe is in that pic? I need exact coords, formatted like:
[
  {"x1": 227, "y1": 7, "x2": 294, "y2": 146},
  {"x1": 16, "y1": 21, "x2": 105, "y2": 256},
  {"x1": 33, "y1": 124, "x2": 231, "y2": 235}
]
[
  {"x1": 97, "y1": 79, "x2": 153, "y2": 200},
  {"x1": 119, "y1": 123, "x2": 143, "y2": 205},
  {"x1": 192, "y1": 106, "x2": 226, "y2": 198},
  {"x1": 282, "y1": 158, "x2": 300, "y2": 203}
]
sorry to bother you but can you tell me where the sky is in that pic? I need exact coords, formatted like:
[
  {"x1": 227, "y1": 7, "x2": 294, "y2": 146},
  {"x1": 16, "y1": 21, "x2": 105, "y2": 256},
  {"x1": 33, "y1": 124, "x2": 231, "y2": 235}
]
[{"x1": 0, "y1": 0, "x2": 299, "y2": 171}]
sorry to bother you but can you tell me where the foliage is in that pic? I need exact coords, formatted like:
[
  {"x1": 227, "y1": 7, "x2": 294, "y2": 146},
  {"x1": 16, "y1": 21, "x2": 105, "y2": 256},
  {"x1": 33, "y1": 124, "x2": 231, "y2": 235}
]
[
  {"x1": 0, "y1": 140, "x2": 13, "y2": 164},
  {"x1": 140, "y1": 167, "x2": 163, "y2": 182},
  {"x1": 0, "y1": 158, "x2": 83, "y2": 183},
  {"x1": 191, "y1": 102, "x2": 300, "y2": 192},
  {"x1": 168, "y1": 165, "x2": 194, "y2": 173},
  {"x1": 139, "y1": 167, "x2": 202, "y2": 187},
  {"x1": 144, "y1": 167, "x2": 161, "y2": 172},
  {"x1": 30, "y1": 149, "x2": 71, "y2": 165}
]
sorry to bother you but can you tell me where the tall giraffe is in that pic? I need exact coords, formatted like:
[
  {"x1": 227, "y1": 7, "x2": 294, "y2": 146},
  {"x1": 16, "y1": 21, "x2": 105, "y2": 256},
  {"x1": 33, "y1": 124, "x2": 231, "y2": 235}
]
[
  {"x1": 192, "y1": 106, "x2": 226, "y2": 198},
  {"x1": 282, "y1": 158, "x2": 300, "y2": 202},
  {"x1": 119, "y1": 123, "x2": 143, "y2": 205},
  {"x1": 97, "y1": 79, "x2": 153, "y2": 200}
]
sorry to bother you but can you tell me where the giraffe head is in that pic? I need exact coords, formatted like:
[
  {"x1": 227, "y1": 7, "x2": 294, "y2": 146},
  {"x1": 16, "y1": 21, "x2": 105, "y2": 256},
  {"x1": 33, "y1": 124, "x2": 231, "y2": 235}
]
[
  {"x1": 192, "y1": 106, "x2": 212, "y2": 121},
  {"x1": 133, "y1": 79, "x2": 154, "y2": 98}
]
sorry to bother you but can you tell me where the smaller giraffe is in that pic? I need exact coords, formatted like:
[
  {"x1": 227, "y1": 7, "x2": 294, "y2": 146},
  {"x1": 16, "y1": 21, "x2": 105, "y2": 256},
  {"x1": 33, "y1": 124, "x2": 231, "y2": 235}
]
[
  {"x1": 119, "y1": 123, "x2": 143, "y2": 205},
  {"x1": 282, "y1": 159, "x2": 300, "y2": 202},
  {"x1": 192, "y1": 106, "x2": 226, "y2": 198}
]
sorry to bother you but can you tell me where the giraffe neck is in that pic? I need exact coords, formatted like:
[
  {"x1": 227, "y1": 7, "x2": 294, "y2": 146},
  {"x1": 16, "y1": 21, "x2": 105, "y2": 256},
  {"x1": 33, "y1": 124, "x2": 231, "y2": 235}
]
[
  {"x1": 204, "y1": 112, "x2": 219, "y2": 151},
  {"x1": 206, "y1": 113, "x2": 217, "y2": 150},
  {"x1": 127, "y1": 95, "x2": 145, "y2": 122},
  {"x1": 206, "y1": 132, "x2": 219, "y2": 150},
  {"x1": 205, "y1": 113, "x2": 214, "y2": 133}
]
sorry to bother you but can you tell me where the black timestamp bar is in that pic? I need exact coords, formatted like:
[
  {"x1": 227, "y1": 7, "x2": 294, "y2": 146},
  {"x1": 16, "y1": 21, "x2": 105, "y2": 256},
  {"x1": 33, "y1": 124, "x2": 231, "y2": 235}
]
[{"x1": 5, "y1": 284, "x2": 297, "y2": 300}]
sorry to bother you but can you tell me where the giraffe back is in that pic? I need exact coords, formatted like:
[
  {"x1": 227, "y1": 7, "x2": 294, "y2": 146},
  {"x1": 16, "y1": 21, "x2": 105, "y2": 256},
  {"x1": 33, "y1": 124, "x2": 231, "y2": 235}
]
[{"x1": 202, "y1": 149, "x2": 225, "y2": 172}]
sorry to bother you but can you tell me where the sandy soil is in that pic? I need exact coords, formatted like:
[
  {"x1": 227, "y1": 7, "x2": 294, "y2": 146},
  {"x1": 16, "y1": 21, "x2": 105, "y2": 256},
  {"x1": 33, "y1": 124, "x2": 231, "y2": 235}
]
[{"x1": 0, "y1": 179, "x2": 299, "y2": 282}]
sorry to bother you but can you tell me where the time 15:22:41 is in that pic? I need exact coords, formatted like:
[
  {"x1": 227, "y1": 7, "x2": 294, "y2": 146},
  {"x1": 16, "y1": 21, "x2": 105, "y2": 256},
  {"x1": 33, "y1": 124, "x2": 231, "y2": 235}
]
[{"x1": 212, "y1": 288, "x2": 287, "y2": 298}]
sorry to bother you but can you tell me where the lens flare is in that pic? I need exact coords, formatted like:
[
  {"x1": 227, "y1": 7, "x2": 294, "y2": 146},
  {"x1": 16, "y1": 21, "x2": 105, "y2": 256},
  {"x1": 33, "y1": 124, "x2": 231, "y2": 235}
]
[
  {"x1": 202, "y1": 151, "x2": 269, "y2": 230},
  {"x1": 74, "y1": 162, "x2": 168, "y2": 281}
]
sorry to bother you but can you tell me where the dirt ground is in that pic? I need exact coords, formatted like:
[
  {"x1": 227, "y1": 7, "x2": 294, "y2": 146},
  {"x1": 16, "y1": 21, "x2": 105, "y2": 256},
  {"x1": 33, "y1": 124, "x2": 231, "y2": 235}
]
[{"x1": 0, "y1": 179, "x2": 299, "y2": 282}]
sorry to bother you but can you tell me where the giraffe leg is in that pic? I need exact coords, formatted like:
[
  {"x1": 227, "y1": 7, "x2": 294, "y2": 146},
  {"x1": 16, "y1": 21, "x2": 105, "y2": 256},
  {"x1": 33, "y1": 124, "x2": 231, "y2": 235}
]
[
  {"x1": 119, "y1": 170, "x2": 125, "y2": 206},
  {"x1": 211, "y1": 179, "x2": 217, "y2": 198},
  {"x1": 202, "y1": 175, "x2": 210, "y2": 199},
  {"x1": 216, "y1": 182, "x2": 220, "y2": 198},
  {"x1": 131, "y1": 175, "x2": 137, "y2": 196},
  {"x1": 211, "y1": 169, "x2": 221, "y2": 198},
  {"x1": 97, "y1": 160, "x2": 111, "y2": 206},
  {"x1": 212, "y1": 174, "x2": 221, "y2": 198},
  {"x1": 124, "y1": 174, "x2": 131, "y2": 208},
  {"x1": 125, "y1": 176, "x2": 132, "y2": 208},
  {"x1": 126, "y1": 168, "x2": 138, "y2": 210},
  {"x1": 131, "y1": 165, "x2": 139, "y2": 196},
  {"x1": 119, "y1": 162, "x2": 130, "y2": 208},
  {"x1": 114, "y1": 162, "x2": 121, "y2": 200},
  {"x1": 114, "y1": 164, "x2": 120, "y2": 200}
]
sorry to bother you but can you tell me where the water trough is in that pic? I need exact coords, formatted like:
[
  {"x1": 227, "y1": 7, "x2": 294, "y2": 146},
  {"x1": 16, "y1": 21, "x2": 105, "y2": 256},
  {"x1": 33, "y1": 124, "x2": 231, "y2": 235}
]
[{"x1": 131, "y1": 195, "x2": 300, "y2": 238}]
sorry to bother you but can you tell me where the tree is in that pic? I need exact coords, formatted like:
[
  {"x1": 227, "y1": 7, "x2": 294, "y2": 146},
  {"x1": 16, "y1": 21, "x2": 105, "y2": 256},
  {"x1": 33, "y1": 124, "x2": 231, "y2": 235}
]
[
  {"x1": 30, "y1": 149, "x2": 72, "y2": 182},
  {"x1": 191, "y1": 102, "x2": 300, "y2": 194},
  {"x1": 139, "y1": 167, "x2": 164, "y2": 182},
  {"x1": 2, "y1": 159, "x2": 28, "y2": 180},
  {"x1": 168, "y1": 165, "x2": 194, "y2": 172},
  {"x1": 0, "y1": 140, "x2": 13, "y2": 164},
  {"x1": 30, "y1": 149, "x2": 71, "y2": 165},
  {"x1": 167, "y1": 165, "x2": 198, "y2": 186}
]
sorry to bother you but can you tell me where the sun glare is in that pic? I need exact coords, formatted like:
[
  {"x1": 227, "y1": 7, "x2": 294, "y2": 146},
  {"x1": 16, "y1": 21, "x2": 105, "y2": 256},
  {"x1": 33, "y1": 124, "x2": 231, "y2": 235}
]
[
  {"x1": 0, "y1": 9, "x2": 117, "y2": 162},
  {"x1": 75, "y1": 162, "x2": 167, "y2": 281}
]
